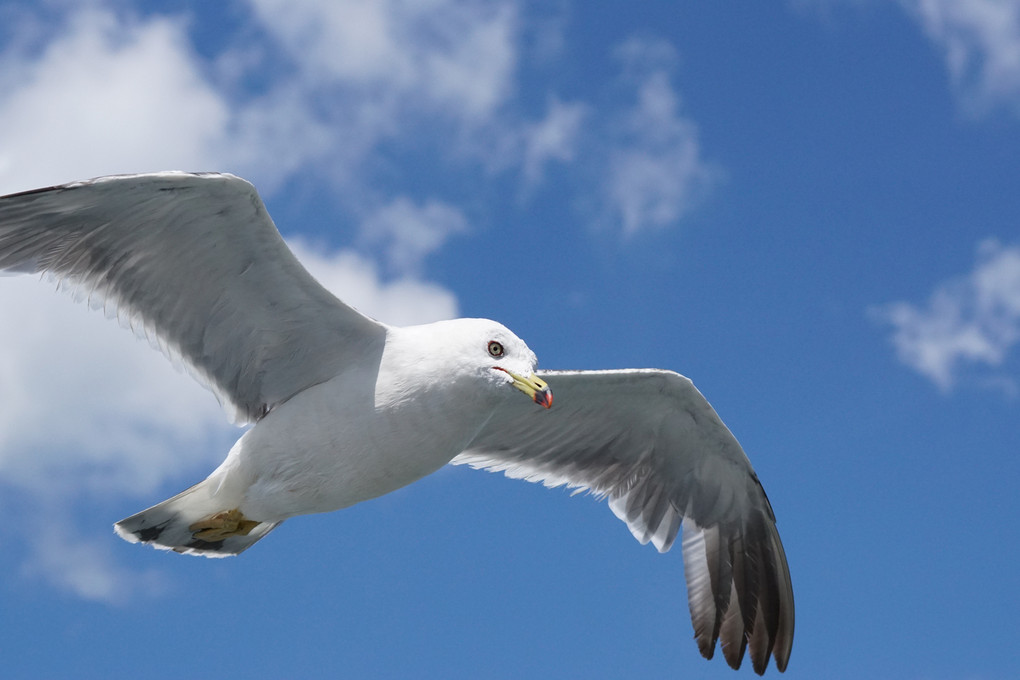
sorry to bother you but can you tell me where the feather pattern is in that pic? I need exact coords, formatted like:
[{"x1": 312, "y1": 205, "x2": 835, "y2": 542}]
[
  {"x1": 0, "y1": 172, "x2": 386, "y2": 423},
  {"x1": 454, "y1": 368, "x2": 794, "y2": 673}
]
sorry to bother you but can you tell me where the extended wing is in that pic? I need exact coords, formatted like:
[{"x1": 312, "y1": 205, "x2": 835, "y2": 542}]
[
  {"x1": 454, "y1": 368, "x2": 794, "y2": 674},
  {"x1": 0, "y1": 172, "x2": 386, "y2": 423}
]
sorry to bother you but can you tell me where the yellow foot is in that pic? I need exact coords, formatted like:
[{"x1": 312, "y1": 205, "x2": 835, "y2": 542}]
[{"x1": 189, "y1": 508, "x2": 260, "y2": 542}]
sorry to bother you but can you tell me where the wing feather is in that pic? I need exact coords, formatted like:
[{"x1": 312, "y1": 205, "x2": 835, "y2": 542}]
[
  {"x1": 454, "y1": 368, "x2": 794, "y2": 674},
  {"x1": 0, "y1": 172, "x2": 386, "y2": 423}
]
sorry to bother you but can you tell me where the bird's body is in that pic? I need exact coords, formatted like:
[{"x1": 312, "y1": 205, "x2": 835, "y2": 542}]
[
  {"x1": 0, "y1": 172, "x2": 794, "y2": 674},
  {"x1": 213, "y1": 320, "x2": 520, "y2": 522},
  {"x1": 117, "y1": 317, "x2": 537, "y2": 553},
  {"x1": 226, "y1": 361, "x2": 464, "y2": 521}
]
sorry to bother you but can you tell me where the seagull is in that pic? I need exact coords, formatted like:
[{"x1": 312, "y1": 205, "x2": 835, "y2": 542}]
[{"x1": 0, "y1": 172, "x2": 793, "y2": 674}]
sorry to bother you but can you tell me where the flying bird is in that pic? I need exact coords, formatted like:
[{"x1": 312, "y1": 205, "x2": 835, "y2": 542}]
[{"x1": 0, "y1": 172, "x2": 793, "y2": 674}]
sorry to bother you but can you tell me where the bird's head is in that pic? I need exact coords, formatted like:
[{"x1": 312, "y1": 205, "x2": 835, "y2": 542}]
[
  {"x1": 386, "y1": 318, "x2": 552, "y2": 409},
  {"x1": 485, "y1": 342, "x2": 552, "y2": 410},
  {"x1": 456, "y1": 318, "x2": 552, "y2": 409}
]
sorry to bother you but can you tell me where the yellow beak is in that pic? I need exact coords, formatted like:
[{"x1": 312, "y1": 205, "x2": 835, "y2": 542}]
[{"x1": 499, "y1": 369, "x2": 553, "y2": 409}]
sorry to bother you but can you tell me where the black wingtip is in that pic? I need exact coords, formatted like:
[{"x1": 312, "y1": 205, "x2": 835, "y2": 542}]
[{"x1": 682, "y1": 511, "x2": 794, "y2": 675}]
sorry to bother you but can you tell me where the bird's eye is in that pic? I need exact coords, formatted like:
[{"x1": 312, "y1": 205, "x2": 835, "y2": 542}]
[{"x1": 487, "y1": 341, "x2": 504, "y2": 357}]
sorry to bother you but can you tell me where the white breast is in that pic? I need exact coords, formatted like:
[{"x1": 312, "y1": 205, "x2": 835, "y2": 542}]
[{"x1": 229, "y1": 363, "x2": 502, "y2": 522}]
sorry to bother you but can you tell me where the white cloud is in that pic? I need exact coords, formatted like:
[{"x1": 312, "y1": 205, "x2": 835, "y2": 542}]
[
  {"x1": 18, "y1": 510, "x2": 168, "y2": 603},
  {"x1": 905, "y1": 0, "x2": 1020, "y2": 113},
  {"x1": 521, "y1": 97, "x2": 587, "y2": 188},
  {"x1": 247, "y1": 0, "x2": 518, "y2": 121},
  {"x1": 356, "y1": 197, "x2": 469, "y2": 275},
  {"x1": 874, "y1": 239, "x2": 1020, "y2": 391},
  {"x1": 0, "y1": 275, "x2": 230, "y2": 493},
  {"x1": 897, "y1": 0, "x2": 1020, "y2": 114},
  {"x1": 242, "y1": 0, "x2": 589, "y2": 197},
  {"x1": 603, "y1": 38, "x2": 718, "y2": 235},
  {"x1": 0, "y1": 0, "x2": 577, "y2": 204},
  {"x1": 796, "y1": 0, "x2": 1020, "y2": 115},
  {"x1": 287, "y1": 240, "x2": 459, "y2": 324},
  {"x1": 0, "y1": 9, "x2": 227, "y2": 192},
  {"x1": 0, "y1": 6, "x2": 333, "y2": 195},
  {"x1": 0, "y1": 270, "x2": 237, "y2": 600}
]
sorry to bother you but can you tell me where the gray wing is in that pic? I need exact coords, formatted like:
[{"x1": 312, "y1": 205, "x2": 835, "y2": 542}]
[
  {"x1": 453, "y1": 368, "x2": 794, "y2": 675},
  {"x1": 0, "y1": 172, "x2": 386, "y2": 423}
]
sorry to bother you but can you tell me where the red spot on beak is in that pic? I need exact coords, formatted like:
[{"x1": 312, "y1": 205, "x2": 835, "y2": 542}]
[{"x1": 534, "y1": 388, "x2": 553, "y2": 409}]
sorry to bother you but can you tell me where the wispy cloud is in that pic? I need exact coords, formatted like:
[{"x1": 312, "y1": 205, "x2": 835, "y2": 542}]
[
  {"x1": 602, "y1": 38, "x2": 718, "y2": 235},
  {"x1": 0, "y1": 1, "x2": 558, "y2": 199},
  {"x1": 903, "y1": 0, "x2": 1020, "y2": 115},
  {"x1": 520, "y1": 97, "x2": 587, "y2": 189},
  {"x1": 17, "y1": 508, "x2": 169, "y2": 603},
  {"x1": 873, "y1": 239, "x2": 1020, "y2": 392},
  {"x1": 0, "y1": 272, "x2": 233, "y2": 600},
  {"x1": 0, "y1": 9, "x2": 228, "y2": 192},
  {"x1": 357, "y1": 198, "x2": 469, "y2": 276},
  {"x1": 796, "y1": 0, "x2": 1020, "y2": 115},
  {"x1": 287, "y1": 240, "x2": 460, "y2": 324},
  {"x1": 0, "y1": 7, "x2": 334, "y2": 195},
  {"x1": 240, "y1": 0, "x2": 528, "y2": 194},
  {"x1": 248, "y1": 0, "x2": 518, "y2": 121}
]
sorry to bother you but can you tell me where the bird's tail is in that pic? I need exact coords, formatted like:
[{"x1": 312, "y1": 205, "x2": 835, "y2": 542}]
[{"x1": 114, "y1": 481, "x2": 280, "y2": 558}]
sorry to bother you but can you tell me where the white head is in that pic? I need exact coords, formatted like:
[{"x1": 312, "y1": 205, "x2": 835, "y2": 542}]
[{"x1": 380, "y1": 318, "x2": 552, "y2": 409}]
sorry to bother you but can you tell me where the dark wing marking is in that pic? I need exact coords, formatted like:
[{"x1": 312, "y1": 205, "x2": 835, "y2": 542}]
[{"x1": 454, "y1": 368, "x2": 794, "y2": 674}]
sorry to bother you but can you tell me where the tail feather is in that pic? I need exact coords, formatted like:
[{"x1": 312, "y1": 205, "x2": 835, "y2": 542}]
[{"x1": 114, "y1": 482, "x2": 280, "y2": 557}]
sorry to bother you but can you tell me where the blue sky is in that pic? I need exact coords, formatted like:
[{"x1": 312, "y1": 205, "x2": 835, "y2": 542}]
[{"x1": 1, "y1": 1, "x2": 1019, "y2": 678}]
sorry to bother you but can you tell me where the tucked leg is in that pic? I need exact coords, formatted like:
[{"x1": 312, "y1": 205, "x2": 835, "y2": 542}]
[{"x1": 189, "y1": 508, "x2": 260, "y2": 542}]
